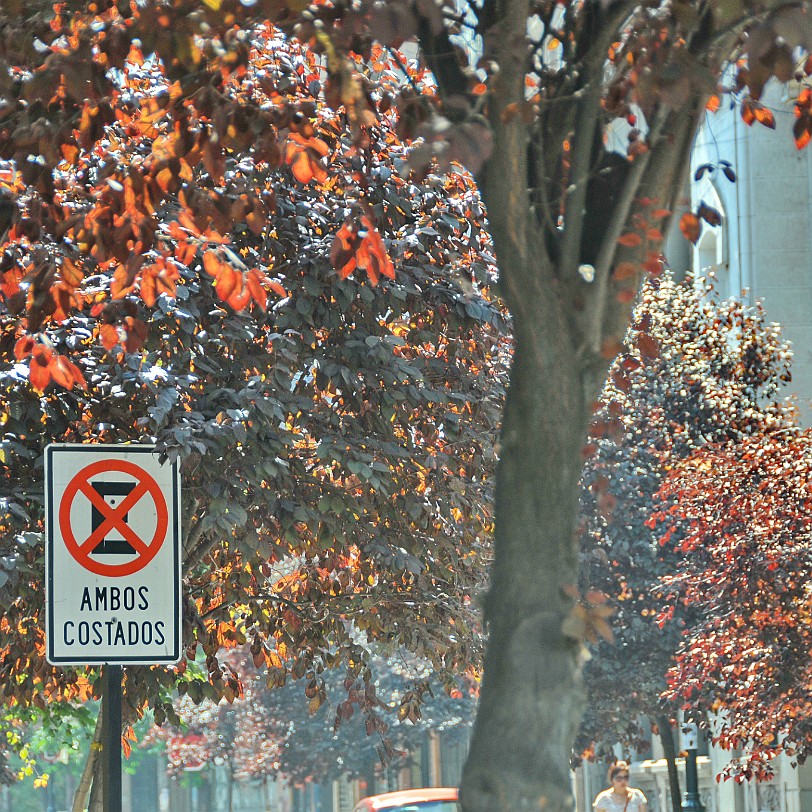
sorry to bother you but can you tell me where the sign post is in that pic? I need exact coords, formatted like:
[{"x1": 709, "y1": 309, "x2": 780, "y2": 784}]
[
  {"x1": 45, "y1": 444, "x2": 181, "y2": 812},
  {"x1": 102, "y1": 664, "x2": 122, "y2": 812}
]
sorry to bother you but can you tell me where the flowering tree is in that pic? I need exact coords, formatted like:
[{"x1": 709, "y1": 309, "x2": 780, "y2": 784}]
[
  {"x1": 576, "y1": 274, "x2": 794, "y2": 777},
  {"x1": 4, "y1": 0, "x2": 812, "y2": 808}
]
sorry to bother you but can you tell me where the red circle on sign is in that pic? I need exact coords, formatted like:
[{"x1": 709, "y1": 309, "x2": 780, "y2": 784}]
[{"x1": 59, "y1": 459, "x2": 168, "y2": 577}]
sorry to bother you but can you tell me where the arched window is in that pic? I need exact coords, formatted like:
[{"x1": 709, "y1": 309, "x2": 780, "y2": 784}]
[{"x1": 691, "y1": 182, "x2": 728, "y2": 296}]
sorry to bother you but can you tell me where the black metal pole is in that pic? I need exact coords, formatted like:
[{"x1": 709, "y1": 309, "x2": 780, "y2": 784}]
[
  {"x1": 102, "y1": 664, "x2": 122, "y2": 812},
  {"x1": 681, "y1": 747, "x2": 705, "y2": 812}
]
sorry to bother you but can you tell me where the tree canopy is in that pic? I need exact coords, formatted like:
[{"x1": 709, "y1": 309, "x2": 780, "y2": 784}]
[
  {"x1": 0, "y1": 26, "x2": 507, "y2": 797},
  {"x1": 154, "y1": 645, "x2": 476, "y2": 785},
  {"x1": 576, "y1": 273, "x2": 794, "y2": 763},
  {"x1": 655, "y1": 430, "x2": 812, "y2": 782}
]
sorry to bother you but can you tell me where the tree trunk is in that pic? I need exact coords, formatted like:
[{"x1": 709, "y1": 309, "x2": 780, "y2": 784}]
[
  {"x1": 657, "y1": 715, "x2": 682, "y2": 812},
  {"x1": 87, "y1": 744, "x2": 104, "y2": 812},
  {"x1": 72, "y1": 707, "x2": 104, "y2": 812},
  {"x1": 460, "y1": 307, "x2": 592, "y2": 812}
]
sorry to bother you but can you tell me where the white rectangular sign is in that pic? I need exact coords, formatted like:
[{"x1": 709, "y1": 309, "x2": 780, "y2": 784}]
[{"x1": 45, "y1": 444, "x2": 181, "y2": 665}]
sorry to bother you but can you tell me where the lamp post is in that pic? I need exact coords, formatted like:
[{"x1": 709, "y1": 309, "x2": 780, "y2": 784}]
[{"x1": 680, "y1": 721, "x2": 705, "y2": 812}]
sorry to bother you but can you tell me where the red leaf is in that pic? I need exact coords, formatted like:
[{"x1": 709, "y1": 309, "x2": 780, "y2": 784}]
[
  {"x1": 698, "y1": 203, "x2": 722, "y2": 227},
  {"x1": 14, "y1": 336, "x2": 34, "y2": 360},
  {"x1": 636, "y1": 332, "x2": 660, "y2": 360},
  {"x1": 29, "y1": 347, "x2": 53, "y2": 391},
  {"x1": 123, "y1": 317, "x2": 147, "y2": 353},
  {"x1": 612, "y1": 369, "x2": 632, "y2": 393},
  {"x1": 618, "y1": 232, "x2": 643, "y2": 248},
  {"x1": 613, "y1": 262, "x2": 638, "y2": 281}
]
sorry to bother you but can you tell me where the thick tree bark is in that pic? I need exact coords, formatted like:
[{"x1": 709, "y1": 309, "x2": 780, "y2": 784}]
[
  {"x1": 458, "y1": 0, "x2": 598, "y2": 805},
  {"x1": 460, "y1": 316, "x2": 591, "y2": 812}
]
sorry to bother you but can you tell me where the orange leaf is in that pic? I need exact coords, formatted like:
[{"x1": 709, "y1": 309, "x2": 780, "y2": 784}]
[
  {"x1": 29, "y1": 347, "x2": 53, "y2": 391},
  {"x1": 679, "y1": 212, "x2": 701, "y2": 244},
  {"x1": 203, "y1": 250, "x2": 223, "y2": 277},
  {"x1": 705, "y1": 95, "x2": 721, "y2": 113},
  {"x1": 289, "y1": 150, "x2": 315, "y2": 184},
  {"x1": 215, "y1": 266, "x2": 239, "y2": 302},
  {"x1": 61, "y1": 257, "x2": 83, "y2": 289},
  {"x1": 269, "y1": 280, "x2": 287, "y2": 297},
  {"x1": 49, "y1": 355, "x2": 82, "y2": 389},
  {"x1": 741, "y1": 100, "x2": 757, "y2": 126},
  {"x1": 246, "y1": 268, "x2": 267, "y2": 310},
  {"x1": 14, "y1": 336, "x2": 34, "y2": 360},
  {"x1": 331, "y1": 221, "x2": 359, "y2": 279},
  {"x1": 228, "y1": 283, "x2": 252, "y2": 311},
  {"x1": 100, "y1": 323, "x2": 120, "y2": 350},
  {"x1": 111, "y1": 265, "x2": 136, "y2": 299},
  {"x1": 756, "y1": 107, "x2": 776, "y2": 129},
  {"x1": 60, "y1": 143, "x2": 79, "y2": 165},
  {"x1": 617, "y1": 232, "x2": 642, "y2": 248},
  {"x1": 646, "y1": 227, "x2": 663, "y2": 241},
  {"x1": 69, "y1": 360, "x2": 87, "y2": 389}
]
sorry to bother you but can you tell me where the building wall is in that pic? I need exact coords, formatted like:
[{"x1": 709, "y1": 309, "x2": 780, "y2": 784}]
[{"x1": 690, "y1": 79, "x2": 812, "y2": 419}]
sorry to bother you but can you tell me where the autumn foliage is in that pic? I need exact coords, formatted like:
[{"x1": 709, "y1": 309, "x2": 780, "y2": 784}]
[
  {"x1": 576, "y1": 274, "x2": 794, "y2": 761},
  {"x1": 0, "y1": 26, "x2": 507, "y2": 773},
  {"x1": 655, "y1": 432, "x2": 812, "y2": 781}
]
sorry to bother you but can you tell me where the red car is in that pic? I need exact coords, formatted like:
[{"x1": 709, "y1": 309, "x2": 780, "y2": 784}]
[{"x1": 353, "y1": 787, "x2": 460, "y2": 812}]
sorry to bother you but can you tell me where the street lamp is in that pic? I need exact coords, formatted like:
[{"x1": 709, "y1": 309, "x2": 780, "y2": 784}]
[{"x1": 680, "y1": 721, "x2": 705, "y2": 812}]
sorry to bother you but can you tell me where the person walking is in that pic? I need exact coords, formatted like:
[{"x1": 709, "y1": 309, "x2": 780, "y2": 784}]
[{"x1": 593, "y1": 762, "x2": 648, "y2": 812}]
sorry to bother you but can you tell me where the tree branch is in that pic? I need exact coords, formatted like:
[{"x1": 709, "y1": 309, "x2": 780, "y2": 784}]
[{"x1": 559, "y1": 0, "x2": 638, "y2": 278}]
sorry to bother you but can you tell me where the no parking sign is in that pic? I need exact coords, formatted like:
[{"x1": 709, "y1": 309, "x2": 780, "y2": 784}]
[{"x1": 45, "y1": 444, "x2": 181, "y2": 665}]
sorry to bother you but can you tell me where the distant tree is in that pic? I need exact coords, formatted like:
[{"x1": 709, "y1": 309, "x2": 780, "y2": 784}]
[
  {"x1": 154, "y1": 646, "x2": 476, "y2": 786},
  {"x1": 0, "y1": 31, "x2": 506, "y2": 807},
  {"x1": 575, "y1": 274, "x2": 794, "y2": 791},
  {"x1": 655, "y1": 431, "x2": 812, "y2": 782}
]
